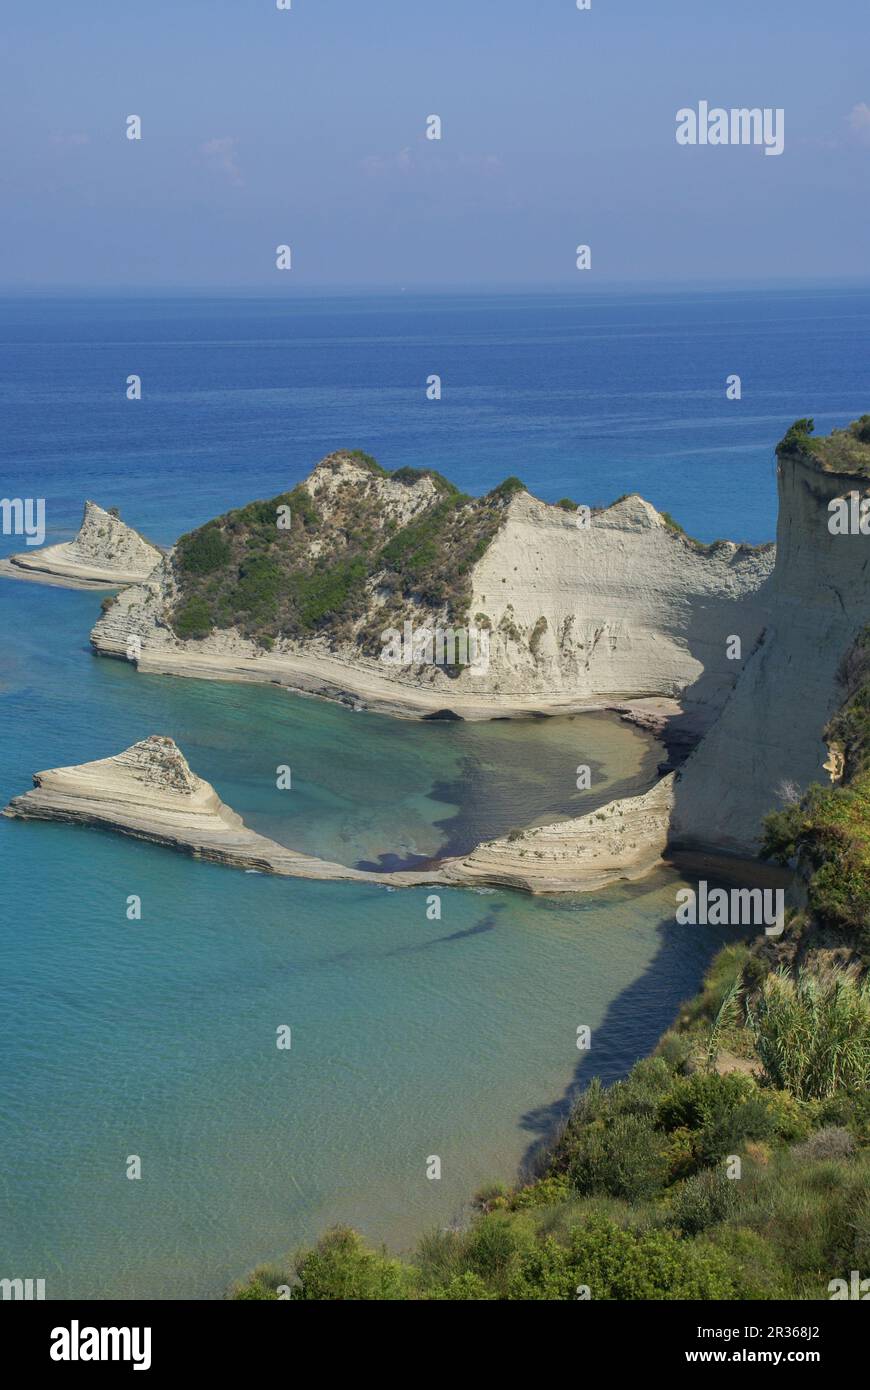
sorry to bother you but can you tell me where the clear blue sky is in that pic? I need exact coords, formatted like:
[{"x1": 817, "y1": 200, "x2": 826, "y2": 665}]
[{"x1": 1, "y1": 0, "x2": 868, "y2": 287}]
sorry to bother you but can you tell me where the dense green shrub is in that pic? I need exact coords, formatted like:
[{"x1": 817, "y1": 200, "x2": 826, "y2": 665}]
[
  {"x1": 562, "y1": 1112, "x2": 670, "y2": 1202},
  {"x1": 694, "y1": 1095, "x2": 780, "y2": 1167},
  {"x1": 423, "y1": 1271, "x2": 497, "y2": 1300},
  {"x1": 656, "y1": 1070, "x2": 757, "y2": 1133},
  {"x1": 776, "y1": 418, "x2": 815, "y2": 456},
  {"x1": 508, "y1": 1219, "x2": 738, "y2": 1301},
  {"x1": 289, "y1": 1227, "x2": 413, "y2": 1300},
  {"x1": 699, "y1": 1225, "x2": 787, "y2": 1300},
  {"x1": 509, "y1": 1175, "x2": 571, "y2": 1210},
  {"x1": 290, "y1": 556, "x2": 370, "y2": 630},
  {"x1": 172, "y1": 595, "x2": 214, "y2": 639},
  {"x1": 488, "y1": 476, "x2": 526, "y2": 500},
  {"x1": 460, "y1": 1212, "x2": 535, "y2": 1292},
  {"x1": 176, "y1": 524, "x2": 231, "y2": 576}
]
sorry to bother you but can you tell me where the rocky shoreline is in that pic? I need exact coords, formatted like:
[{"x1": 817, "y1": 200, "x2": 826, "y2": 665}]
[{"x1": 3, "y1": 735, "x2": 677, "y2": 895}]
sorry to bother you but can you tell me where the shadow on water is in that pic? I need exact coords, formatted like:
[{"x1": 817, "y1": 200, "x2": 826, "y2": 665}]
[
  {"x1": 288, "y1": 905, "x2": 506, "y2": 973},
  {"x1": 359, "y1": 906, "x2": 503, "y2": 959},
  {"x1": 515, "y1": 906, "x2": 751, "y2": 1182},
  {"x1": 354, "y1": 745, "x2": 663, "y2": 873}
]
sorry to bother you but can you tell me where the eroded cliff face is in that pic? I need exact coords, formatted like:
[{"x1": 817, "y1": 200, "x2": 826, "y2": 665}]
[
  {"x1": 90, "y1": 458, "x2": 774, "y2": 722},
  {"x1": 5, "y1": 500, "x2": 161, "y2": 587},
  {"x1": 468, "y1": 492, "x2": 772, "y2": 711},
  {"x1": 670, "y1": 450, "x2": 870, "y2": 855}
]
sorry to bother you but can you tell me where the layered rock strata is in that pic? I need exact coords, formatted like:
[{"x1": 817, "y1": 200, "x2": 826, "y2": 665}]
[{"x1": 1, "y1": 501, "x2": 161, "y2": 589}]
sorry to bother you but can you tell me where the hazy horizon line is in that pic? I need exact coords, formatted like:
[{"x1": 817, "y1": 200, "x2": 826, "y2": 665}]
[{"x1": 2, "y1": 275, "x2": 870, "y2": 299}]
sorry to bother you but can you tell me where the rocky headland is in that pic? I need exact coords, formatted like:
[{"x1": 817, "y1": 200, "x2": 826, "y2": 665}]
[
  {"x1": 0, "y1": 500, "x2": 162, "y2": 590},
  {"x1": 89, "y1": 452, "x2": 773, "y2": 741}
]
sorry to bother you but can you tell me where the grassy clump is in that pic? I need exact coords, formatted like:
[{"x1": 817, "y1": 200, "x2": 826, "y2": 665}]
[
  {"x1": 747, "y1": 969, "x2": 870, "y2": 1100},
  {"x1": 488, "y1": 476, "x2": 526, "y2": 500},
  {"x1": 660, "y1": 510, "x2": 686, "y2": 536}
]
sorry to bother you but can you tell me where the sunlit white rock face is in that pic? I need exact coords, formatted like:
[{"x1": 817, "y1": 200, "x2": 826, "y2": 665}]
[
  {"x1": 467, "y1": 490, "x2": 772, "y2": 710},
  {"x1": 4, "y1": 500, "x2": 162, "y2": 588},
  {"x1": 671, "y1": 450, "x2": 870, "y2": 856},
  {"x1": 1, "y1": 735, "x2": 391, "y2": 883}
]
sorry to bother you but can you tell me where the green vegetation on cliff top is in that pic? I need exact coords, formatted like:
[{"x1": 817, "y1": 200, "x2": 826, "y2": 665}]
[
  {"x1": 170, "y1": 450, "x2": 775, "y2": 650},
  {"x1": 170, "y1": 453, "x2": 517, "y2": 651},
  {"x1": 777, "y1": 415, "x2": 870, "y2": 476}
]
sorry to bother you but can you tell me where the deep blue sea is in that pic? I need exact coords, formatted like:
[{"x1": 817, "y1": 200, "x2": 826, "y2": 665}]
[{"x1": 1, "y1": 285, "x2": 868, "y2": 1299}]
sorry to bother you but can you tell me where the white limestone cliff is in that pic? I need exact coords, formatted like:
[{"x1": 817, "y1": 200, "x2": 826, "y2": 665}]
[
  {"x1": 467, "y1": 492, "x2": 771, "y2": 715},
  {"x1": 670, "y1": 449, "x2": 870, "y2": 856},
  {"x1": 1, "y1": 500, "x2": 162, "y2": 589},
  {"x1": 441, "y1": 774, "x2": 676, "y2": 893},
  {"x1": 89, "y1": 459, "x2": 773, "y2": 726}
]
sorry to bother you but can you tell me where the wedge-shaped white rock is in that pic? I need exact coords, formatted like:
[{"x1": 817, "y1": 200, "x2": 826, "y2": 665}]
[
  {"x1": 2, "y1": 735, "x2": 441, "y2": 884},
  {"x1": 441, "y1": 774, "x2": 676, "y2": 893},
  {"x1": 1, "y1": 500, "x2": 161, "y2": 589}
]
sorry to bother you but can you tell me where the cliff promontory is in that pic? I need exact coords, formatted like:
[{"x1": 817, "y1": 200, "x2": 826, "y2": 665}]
[
  {"x1": 3, "y1": 735, "x2": 676, "y2": 894},
  {"x1": 671, "y1": 417, "x2": 870, "y2": 856},
  {"x1": 1, "y1": 500, "x2": 161, "y2": 589},
  {"x1": 90, "y1": 451, "x2": 773, "y2": 725},
  {"x1": 1, "y1": 735, "x2": 435, "y2": 884},
  {"x1": 29, "y1": 421, "x2": 870, "y2": 892}
]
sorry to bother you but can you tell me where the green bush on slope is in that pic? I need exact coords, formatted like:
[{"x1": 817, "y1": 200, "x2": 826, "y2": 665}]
[
  {"x1": 747, "y1": 969, "x2": 870, "y2": 1100},
  {"x1": 762, "y1": 626, "x2": 870, "y2": 954}
]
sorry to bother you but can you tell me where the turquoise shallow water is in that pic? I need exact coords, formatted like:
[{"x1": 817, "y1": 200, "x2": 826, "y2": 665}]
[{"x1": 0, "y1": 578, "x2": 741, "y2": 1300}]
